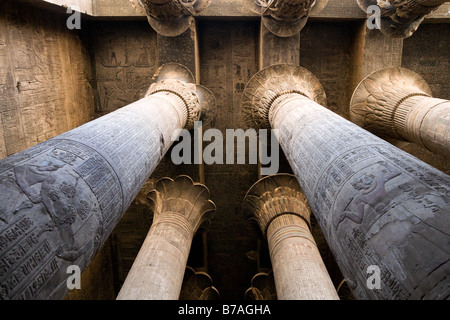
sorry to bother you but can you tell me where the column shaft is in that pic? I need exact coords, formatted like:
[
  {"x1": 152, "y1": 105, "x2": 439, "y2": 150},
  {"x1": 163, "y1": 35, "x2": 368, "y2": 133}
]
[{"x1": 270, "y1": 92, "x2": 450, "y2": 299}]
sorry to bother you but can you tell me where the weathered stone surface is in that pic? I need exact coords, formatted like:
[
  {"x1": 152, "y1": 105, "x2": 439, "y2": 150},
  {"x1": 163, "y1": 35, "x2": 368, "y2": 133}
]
[
  {"x1": 244, "y1": 272, "x2": 277, "y2": 300},
  {"x1": 89, "y1": 21, "x2": 159, "y2": 117},
  {"x1": 179, "y1": 266, "x2": 220, "y2": 300},
  {"x1": 253, "y1": 0, "x2": 328, "y2": 37},
  {"x1": 129, "y1": 0, "x2": 210, "y2": 36},
  {"x1": 244, "y1": 174, "x2": 339, "y2": 300},
  {"x1": 199, "y1": 20, "x2": 261, "y2": 300},
  {"x1": 260, "y1": 22, "x2": 300, "y2": 69},
  {"x1": 116, "y1": 175, "x2": 215, "y2": 300},
  {"x1": 351, "y1": 67, "x2": 450, "y2": 159},
  {"x1": 0, "y1": 0, "x2": 94, "y2": 159},
  {"x1": 242, "y1": 64, "x2": 450, "y2": 300},
  {"x1": 0, "y1": 65, "x2": 206, "y2": 300}
]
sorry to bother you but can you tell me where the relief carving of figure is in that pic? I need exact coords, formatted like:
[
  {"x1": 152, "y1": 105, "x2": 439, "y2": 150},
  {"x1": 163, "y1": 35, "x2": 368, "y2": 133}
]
[
  {"x1": 338, "y1": 162, "x2": 402, "y2": 225},
  {"x1": 12, "y1": 157, "x2": 90, "y2": 261},
  {"x1": 260, "y1": 0, "x2": 315, "y2": 21}
]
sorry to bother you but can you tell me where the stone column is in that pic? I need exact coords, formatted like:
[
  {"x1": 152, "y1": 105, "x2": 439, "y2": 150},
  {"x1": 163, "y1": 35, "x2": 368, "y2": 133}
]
[
  {"x1": 130, "y1": 0, "x2": 211, "y2": 36},
  {"x1": 357, "y1": 0, "x2": 447, "y2": 38},
  {"x1": 252, "y1": 0, "x2": 328, "y2": 37},
  {"x1": 116, "y1": 175, "x2": 215, "y2": 300},
  {"x1": 351, "y1": 67, "x2": 450, "y2": 159},
  {"x1": 0, "y1": 63, "x2": 213, "y2": 300},
  {"x1": 241, "y1": 64, "x2": 450, "y2": 300},
  {"x1": 243, "y1": 174, "x2": 339, "y2": 300}
]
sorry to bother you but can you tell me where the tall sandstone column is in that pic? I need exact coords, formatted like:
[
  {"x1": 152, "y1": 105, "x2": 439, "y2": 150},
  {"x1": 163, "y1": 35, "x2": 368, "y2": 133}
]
[
  {"x1": 130, "y1": 0, "x2": 211, "y2": 36},
  {"x1": 241, "y1": 64, "x2": 450, "y2": 300},
  {"x1": 117, "y1": 175, "x2": 215, "y2": 300},
  {"x1": 244, "y1": 174, "x2": 339, "y2": 300},
  {"x1": 0, "y1": 63, "x2": 212, "y2": 300},
  {"x1": 351, "y1": 67, "x2": 450, "y2": 159}
]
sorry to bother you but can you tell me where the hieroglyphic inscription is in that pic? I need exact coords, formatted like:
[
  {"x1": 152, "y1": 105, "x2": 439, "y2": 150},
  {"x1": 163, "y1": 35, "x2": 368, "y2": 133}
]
[
  {"x1": 199, "y1": 21, "x2": 260, "y2": 299},
  {"x1": 272, "y1": 96, "x2": 450, "y2": 299},
  {"x1": 0, "y1": 138, "x2": 118, "y2": 299},
  {"x1": 0, "y1": 1, "x2": 94, "y2": 159}
]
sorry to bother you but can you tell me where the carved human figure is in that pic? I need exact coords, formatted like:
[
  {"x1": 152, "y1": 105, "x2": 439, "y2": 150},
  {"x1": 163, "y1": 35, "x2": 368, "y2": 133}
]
[
  {"x1": 340, "y1": 164, "x2": 402, "y2": 225},
  {"x1": 255, "y1": 0, "x2": 328, "y2": 37},
  {"x1": 14, "y1": 159, "x2": 65, "y2": 204},
  {"x1": 241, "y1": 64, "x2": 450, "y2": 300}
]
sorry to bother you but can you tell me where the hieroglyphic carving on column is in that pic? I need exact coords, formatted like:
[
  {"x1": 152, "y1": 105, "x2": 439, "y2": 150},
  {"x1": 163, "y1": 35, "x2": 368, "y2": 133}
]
[
  {"x1": 244, "y1": 272, "x2": 277, "y2": 300},
  {"x1": 241, "y1": 64, "x2": 450, "y2": 299},
  {"x1": 351, "y1": 67, "x2": 450, "y2": 159},
  {"x1": 243, "y1": 174, "x2": 339, "y2": 300},
  {"x1": 252, "y1": 0, "x2": 329, "y2": 37},
  {"x1": 129, "y1": 0, "x2": 211, "y2": 36},
  {"x1": 179, "y1": 266, "x2": 220, "y2": 300},
  {"x1": 0, "y1": 64, "x2": 210, "y2": 300},
  {"x1": 357, "y1": 0, "x2": 447, "y2": 38},
  {"x1": 117, "y1": 175, "x2": 216, "y2": 300}
]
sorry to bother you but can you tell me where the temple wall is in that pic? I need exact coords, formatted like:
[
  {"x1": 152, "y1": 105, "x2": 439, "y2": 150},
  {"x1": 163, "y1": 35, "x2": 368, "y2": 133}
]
[{"x1": 0, "y1": 0, "x2": 95, "y2": 159}]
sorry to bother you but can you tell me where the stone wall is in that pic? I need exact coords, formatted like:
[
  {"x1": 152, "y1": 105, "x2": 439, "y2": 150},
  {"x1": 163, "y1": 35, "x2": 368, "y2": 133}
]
[{"x1": 0, "y1": 0, "x2": 94, "y2": 160}]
